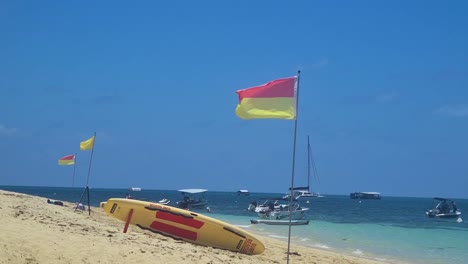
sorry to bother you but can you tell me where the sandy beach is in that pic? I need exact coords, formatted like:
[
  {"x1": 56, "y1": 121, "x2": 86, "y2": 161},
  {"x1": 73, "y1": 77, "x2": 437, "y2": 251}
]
[{"x1": 0, "y1": 190, "x2": 389, "y2": 264}]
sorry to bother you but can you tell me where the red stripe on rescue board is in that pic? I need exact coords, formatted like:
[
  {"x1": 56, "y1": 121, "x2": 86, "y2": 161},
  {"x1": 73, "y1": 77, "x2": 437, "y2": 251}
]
[
  {"x1": 123, "y1": 208, "x2": 134, "y2": 233},
  {"x1": 150, "y1": 221, "x2": 198, "y2": 241},
  {"x1": 156, "y1": 211, "x2": 205, "y2": 229}
]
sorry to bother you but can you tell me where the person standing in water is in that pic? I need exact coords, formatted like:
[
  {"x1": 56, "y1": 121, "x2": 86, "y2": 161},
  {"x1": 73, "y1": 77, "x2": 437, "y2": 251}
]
[{"x1": 452, "y1": 201, "x2": 458, "y2": 213}]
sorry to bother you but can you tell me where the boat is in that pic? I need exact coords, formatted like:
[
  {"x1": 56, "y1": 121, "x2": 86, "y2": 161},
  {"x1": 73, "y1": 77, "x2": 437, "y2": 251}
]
[
  {"x1": 250, "y1": 219, "x2": 309, "y2": 225},
  {"x1": 238, "y1": 189, "x2": 250, "y2": 196},
  {"x1": 130, "y1": 187, "x2": 142, "y2": 191},
  {"x1": 257, "y1": 203, "x2": 309, "y2": 220},
  {"x1": 283, "y1": 189, "x2": 324, "y2": 200},
  {"x1": 426, "y1": 197, "x2": 461, "y2": 218},
  {"x1": 157, "y1": 198, "x2": 170, "y2": 205},
  {"x1": 350, "y1": 192, "x2": 381, "y2": 200},
  {"x1": 293, "y1": 189, "x2": 324, "y2": 198},
  {"x1": 176, "y1": 189, "x2": 208, "y2": 209},
  {"x1": 283, "y1": 136, "x2": 324, "y2": 200},
  {"x1": 248, "y1": 199, "x2": 278, "y2": 212}
]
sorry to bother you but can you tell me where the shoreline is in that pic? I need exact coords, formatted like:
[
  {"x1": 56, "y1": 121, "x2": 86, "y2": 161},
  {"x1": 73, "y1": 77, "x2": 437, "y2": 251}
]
[{"x1": 0, "y1": 189, "x2": 398, "y2": 264}]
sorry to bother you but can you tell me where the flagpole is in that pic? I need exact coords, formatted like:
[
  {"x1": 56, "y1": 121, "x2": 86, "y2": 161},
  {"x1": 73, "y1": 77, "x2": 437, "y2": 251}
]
[
  {"x1": 75, "y1": 132, "x2": 96, "y2": 216},
  {"x1": 286, "y1": 70, "x2": 301, "y2": 264},
  {"x1": 84, "y1": 132, "x2": 96, "y2": 216},
  {"x1": 72, "y1": 153, "x2": 77, "y2": 188}
]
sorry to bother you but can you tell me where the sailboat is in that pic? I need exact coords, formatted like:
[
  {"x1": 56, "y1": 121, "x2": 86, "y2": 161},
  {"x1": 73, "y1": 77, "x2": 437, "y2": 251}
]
[{"x1": 282, "y1": 135, "x2": 324, "y2": 200}]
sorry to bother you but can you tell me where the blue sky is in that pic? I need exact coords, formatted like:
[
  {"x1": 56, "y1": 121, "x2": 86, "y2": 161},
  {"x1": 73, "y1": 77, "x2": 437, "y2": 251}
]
[{"x1": 1, "y1": 1, "x2": 467, "y2": 198}]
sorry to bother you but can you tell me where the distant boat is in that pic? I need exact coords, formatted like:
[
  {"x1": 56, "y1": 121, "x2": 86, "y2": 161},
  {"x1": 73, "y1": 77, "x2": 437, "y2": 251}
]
[
  {"x1": 250, "y1": 219, "x2": 309, "y2": 225},
  {"x1": 130, "y1": 187, "x2": 142, "y2": 191},
  {"x1": 350, "y1": 192, "x2": 381, "y2": 200},
  {"x1": 283, "y1": 136, "x2": 324, "y2": 200},
  {"x1": 237, "y1": 190, "x2": 250, "y2": 196}
]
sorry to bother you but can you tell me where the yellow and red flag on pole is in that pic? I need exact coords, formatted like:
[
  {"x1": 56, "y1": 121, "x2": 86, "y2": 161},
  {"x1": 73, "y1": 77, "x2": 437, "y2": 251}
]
[
  {"x1": 58, "y1": 154, "x2": 75, "y2": 166},
  {"x1": 80, "y1": 136, "x2": 95, "y2": 151},
  {"x1": 235, "y1": 76, "x2": 297, "y2": 120}
]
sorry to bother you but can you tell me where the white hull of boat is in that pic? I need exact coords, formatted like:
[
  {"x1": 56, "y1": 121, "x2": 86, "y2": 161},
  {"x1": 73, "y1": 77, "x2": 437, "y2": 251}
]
[
  {"x1": 426, "y1": 210, "x2": 461, "y2": 218},
  {"x1": 157, "y1": 198, "x2": 170, "y2": 205},
  {"x1": 248, "y1": 200, "x2": 284, "y2": 213},
  {"x1": 296, "y1": 192, "x2": 324, "y2": 199},
  {"x1": 250, "y1": 219, "x2": 309, "y2": 225},
  {"x1": 257, "y1": 208, "x2": 309, "y2": 220}
]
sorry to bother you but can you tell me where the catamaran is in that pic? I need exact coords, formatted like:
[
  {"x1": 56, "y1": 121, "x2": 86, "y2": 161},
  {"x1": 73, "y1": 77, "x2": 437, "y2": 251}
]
[{"x1": 282, "y1": 135, "x2": 324, "y2": 200}]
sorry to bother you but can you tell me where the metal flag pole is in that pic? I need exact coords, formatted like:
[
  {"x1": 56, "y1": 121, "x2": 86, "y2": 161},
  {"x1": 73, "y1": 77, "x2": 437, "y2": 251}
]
[
  {"x1": 75, "y1": 132, "x2": 96, "y2": 216},
  {"x1": 84, "y1": 132, "x2": 96, "y2": 216},
  {"x1": 286, "y1": 70, "x2": 301, "y2": 264},
  {"x1": 72, "y1": 153, "x2": 77, "y2": 188}
]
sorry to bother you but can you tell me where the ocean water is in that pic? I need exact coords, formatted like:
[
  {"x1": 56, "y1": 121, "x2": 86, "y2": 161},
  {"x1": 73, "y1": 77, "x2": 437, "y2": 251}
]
[{"x1": 1, "y1": 185, "x2": 467, "y2": 264}]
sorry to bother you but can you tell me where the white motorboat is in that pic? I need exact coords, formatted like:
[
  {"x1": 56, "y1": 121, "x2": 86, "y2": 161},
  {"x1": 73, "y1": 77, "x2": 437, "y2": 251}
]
[
  {"x1": 248, "y1": 199, "x2": 283, "y2": 213},
  {"x1": 250, "y1": 219, "x2": 309, "y2": 225},
  {"x1": 238, "y1": 189, "x2": 250, "y2": 196},
  {"x1": 257, "y1": 203, "x2": 309, "y2": 220},
  {"x1": 157, "y1": 198, "x2": 170, "y2": 205},
  {"x1": 426, "y1": 197, "x2": 461, "y2": 218},
  {"x1": 176, "y1": 189, "x2": 208, "y2": 209}
]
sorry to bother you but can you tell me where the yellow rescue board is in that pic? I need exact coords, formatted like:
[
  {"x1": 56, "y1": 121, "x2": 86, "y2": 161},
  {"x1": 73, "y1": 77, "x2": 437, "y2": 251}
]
[{"x1": 101, "y1": 198, "x2": 265, "y2": 255}]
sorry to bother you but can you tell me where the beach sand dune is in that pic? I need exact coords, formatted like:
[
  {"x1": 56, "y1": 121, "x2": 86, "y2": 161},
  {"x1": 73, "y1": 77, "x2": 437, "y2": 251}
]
[{"x1": 0, "y1": 190, "x2": 388, "y2": 264}]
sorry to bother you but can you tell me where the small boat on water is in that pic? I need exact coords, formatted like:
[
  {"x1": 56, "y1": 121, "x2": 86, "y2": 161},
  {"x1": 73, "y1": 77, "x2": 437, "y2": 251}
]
[
  {"x1": 250, "y1": 219, "x2": 309, "y2": 225},
  {"x1": 176, "y1": 189, "x2": 208, "y2": 210},
  {"x1": 157, "y1": 198, "x2": 170, "y2": 205},
  {"x1": 237, "y1": 189, "x2": 250, "y2": 196},
  {"x1": 130, "y1": 187, "x2": 142, "y2": 191},
  {"x1": 293, "y1": 189, "x2": 324, "y2": 198},
  {"x1": 350, "y1": 192, "x2": 381, "y2": 200},
  {"x1": 283, "y1": 189, "x2": 324, "y2": 200},
  {"x1": 248, "y1": 199, "x2": 282, "y2": 213},
  {"x1": 426, "y1": 197, "x2": 461, "y2": 218},
  {"x1": 257, "y1": 203, "x2": 309, "y2": 220}
]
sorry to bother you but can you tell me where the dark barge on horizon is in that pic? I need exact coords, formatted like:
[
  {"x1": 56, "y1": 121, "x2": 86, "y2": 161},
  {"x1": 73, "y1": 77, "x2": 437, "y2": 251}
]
[{"x1": 350, "y1": 192, "x2": 381, "y2": 200}]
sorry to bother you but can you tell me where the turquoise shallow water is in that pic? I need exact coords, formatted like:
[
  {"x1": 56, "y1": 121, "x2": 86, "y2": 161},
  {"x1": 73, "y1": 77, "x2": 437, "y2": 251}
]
[{"x1": 1, "y1": 186, "x2": 467, "y2": 264}]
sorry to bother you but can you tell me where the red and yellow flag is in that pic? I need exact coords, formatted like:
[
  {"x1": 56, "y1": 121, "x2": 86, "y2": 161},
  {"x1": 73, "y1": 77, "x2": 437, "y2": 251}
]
[
  {"x1": 58, "y1": 154, "x2": 75, "y2": 166},
  {"x1": 80, "y1": 136, "x2": 95, "y2": 150},
  {"x1": 235, "y1": 76, "x2": 297, "y2": 120}
]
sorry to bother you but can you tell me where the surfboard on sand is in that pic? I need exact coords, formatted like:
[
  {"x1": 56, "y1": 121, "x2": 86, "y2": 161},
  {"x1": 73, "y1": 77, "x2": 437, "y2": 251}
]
[{"x1": 101, "y1": 198, "x2": 265, "y2": 255}]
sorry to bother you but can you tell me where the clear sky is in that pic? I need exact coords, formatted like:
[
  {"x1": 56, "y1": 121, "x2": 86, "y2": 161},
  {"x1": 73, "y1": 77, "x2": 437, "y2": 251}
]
[{"x1": 1, "y1": 1, "x2": 467, "y2": 198}]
